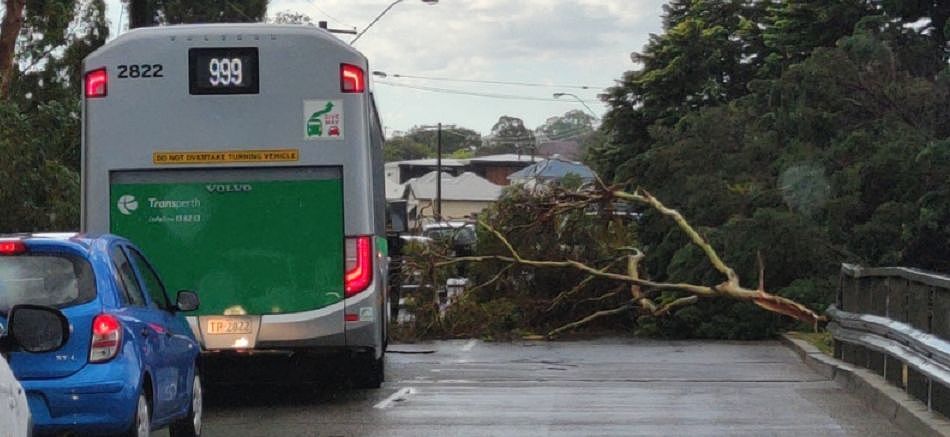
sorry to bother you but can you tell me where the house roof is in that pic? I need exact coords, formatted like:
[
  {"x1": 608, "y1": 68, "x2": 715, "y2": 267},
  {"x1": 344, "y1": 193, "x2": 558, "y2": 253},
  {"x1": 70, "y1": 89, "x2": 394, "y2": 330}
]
[
  {"x1": 386, "y1": 179, "x2": 409, "y2": 200},
  {"x1": 467, "y1": 154, "x2": 541, "y2": 163},
  {"x1": 386, "y1": 153, "x2": 540, "y2": 167},
  {"x1": 406, "y1": 171, "x2": 502, "y2": 201},
  {"x1": 507, "y1": 156, "x2": 596, "y2": 181},
  {"x1": 387, "y1": 157, "x2": 467, "y2": 167}
]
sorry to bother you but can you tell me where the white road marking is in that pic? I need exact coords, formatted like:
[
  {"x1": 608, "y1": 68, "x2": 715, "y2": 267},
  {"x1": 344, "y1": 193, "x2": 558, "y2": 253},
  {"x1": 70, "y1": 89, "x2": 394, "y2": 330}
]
[
  {"x1": 373, "y1": 387, "x2": 416, "y2": 409},
  {"x1": 461, "y1": 339, "x2": 477, "y2": 352}
]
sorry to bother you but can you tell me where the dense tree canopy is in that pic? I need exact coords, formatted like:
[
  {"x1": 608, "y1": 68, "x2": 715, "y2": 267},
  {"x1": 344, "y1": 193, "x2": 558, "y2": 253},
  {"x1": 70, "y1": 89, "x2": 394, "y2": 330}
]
[
  {"x1": 0, "y1": 0, "x2": 107, "y2": 232},
  {"x1": 129, "y1": 0, "x2": 267, "y2": 28},
  {"x1": 384, "y1": 126, "x2": 481, "y2": 162},
  {"x1": 588, "y1": 0, "x2": 950, "y2": 338},
  {"x1": 478, "y1": 115, "x2": 536, "y2": 156},
  {"x1": 536, "y1": 110, "x2": 595, "y2": 141}
]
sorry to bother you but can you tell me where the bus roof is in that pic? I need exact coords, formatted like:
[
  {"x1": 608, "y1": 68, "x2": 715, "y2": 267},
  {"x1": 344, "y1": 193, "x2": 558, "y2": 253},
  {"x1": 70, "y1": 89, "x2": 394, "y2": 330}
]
[{"x1": 91, "y1": 23, "x2": 357, "y2": 58}]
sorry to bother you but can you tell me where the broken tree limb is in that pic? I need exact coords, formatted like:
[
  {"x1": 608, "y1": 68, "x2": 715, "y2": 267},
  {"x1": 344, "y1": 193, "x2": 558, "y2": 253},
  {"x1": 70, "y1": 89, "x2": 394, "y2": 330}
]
[
  {"x1": 438, "y1": 251, "x2": 718, "y2": 297},
  {"x1": 614, "y1": 189, "x2": 738, "y2": 284}
]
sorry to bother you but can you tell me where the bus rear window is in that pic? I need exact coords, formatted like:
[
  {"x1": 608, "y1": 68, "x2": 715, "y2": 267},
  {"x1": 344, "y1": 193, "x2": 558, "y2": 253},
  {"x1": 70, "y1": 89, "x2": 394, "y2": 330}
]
[{"x1": 0, "y1": 253, "x2": 96, "y2": 314}]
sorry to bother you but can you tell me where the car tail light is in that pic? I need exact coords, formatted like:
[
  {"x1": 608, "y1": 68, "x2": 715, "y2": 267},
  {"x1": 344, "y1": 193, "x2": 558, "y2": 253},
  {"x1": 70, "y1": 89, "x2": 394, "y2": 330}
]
[
  {"x1": 340, "y1": 63, "x2": 365, "y2": 93},
  {"x1": 0, "y1": 240, "x2": 26, "y2": 255},
  {"x1": 90, "y1": 314, "x2": 121, "y2": 363},
  {"x1": 344, "y1": 236, "x2": 373, "y2": 297},
  {"x1": 84, "y1": 68, "x2": 107, "y2": 98}
]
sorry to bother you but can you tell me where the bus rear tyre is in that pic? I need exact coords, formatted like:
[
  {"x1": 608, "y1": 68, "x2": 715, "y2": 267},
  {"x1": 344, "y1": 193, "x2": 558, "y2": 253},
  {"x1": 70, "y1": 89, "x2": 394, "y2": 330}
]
[{"x1": 351, "y1": 351, "x2": 384, "y2": 389}]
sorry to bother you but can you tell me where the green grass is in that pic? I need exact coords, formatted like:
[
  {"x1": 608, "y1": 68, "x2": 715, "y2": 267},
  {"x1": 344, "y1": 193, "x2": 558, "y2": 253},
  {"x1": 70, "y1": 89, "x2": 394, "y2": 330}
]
[{"x1": 788, "y1": 330, "x2": 833, "y2": 355}]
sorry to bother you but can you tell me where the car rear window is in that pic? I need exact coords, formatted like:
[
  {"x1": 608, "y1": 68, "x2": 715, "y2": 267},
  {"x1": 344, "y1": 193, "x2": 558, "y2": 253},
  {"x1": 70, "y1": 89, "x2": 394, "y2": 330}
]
[
  {"x1": 424, "y1": 227, "x2": 476, "y2": 245},
  {"x1": 0, "y1": 253, "x2": 96, "y2": 314}
]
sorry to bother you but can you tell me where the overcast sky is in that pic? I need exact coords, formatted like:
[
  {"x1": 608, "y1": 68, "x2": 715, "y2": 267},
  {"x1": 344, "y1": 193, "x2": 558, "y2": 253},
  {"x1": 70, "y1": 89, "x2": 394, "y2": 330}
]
[{"x1": 105, "y1": 0, "x2": 666, "y2": 136}]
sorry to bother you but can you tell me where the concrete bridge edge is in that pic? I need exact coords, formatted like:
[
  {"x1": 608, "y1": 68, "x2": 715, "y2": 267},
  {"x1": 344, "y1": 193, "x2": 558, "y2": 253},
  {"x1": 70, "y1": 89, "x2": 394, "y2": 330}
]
[{"x1": 780, "y1": 334, "x2": 950, "y2": 437}]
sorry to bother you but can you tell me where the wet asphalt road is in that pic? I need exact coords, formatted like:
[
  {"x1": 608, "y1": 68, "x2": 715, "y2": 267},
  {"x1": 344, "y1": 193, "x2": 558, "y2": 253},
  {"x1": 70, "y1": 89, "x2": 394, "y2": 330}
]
[{"x1": 157, "y1": 338, "x2": 906, "y2": 436}]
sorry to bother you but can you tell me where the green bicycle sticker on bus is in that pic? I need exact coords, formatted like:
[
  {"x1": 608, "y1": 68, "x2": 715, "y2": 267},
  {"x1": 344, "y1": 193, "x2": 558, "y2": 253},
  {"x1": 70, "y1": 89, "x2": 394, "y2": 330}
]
[{"x1": 304, "y1": 99, "x2": 344, "y2": 140}]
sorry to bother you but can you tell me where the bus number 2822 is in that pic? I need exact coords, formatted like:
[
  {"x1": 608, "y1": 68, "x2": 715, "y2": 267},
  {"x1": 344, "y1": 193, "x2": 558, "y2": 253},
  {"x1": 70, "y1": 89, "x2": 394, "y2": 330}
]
[{"x1": 117, "y1": 64, "x2": 164, "y2": 78}]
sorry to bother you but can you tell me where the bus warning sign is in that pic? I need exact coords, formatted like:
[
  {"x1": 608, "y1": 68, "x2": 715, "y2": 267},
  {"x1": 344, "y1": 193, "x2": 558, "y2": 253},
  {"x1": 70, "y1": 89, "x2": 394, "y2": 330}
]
[{"x1": 152, "y1": 149, "x2": 299, "y2": 165}]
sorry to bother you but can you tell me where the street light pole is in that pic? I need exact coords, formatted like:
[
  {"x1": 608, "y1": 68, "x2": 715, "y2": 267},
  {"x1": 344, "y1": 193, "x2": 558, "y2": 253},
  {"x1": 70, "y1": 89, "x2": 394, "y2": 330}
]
[
  {"x1": 553, "y1": 92, "x2": 598, "y2": 119},
  {"x1": 351, "y1": 0, "x2": 439, "y2": 45}
]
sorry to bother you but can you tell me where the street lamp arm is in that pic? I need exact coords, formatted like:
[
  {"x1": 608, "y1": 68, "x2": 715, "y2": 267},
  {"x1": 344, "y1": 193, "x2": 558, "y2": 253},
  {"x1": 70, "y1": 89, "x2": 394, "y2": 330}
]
[
  {"x1": 351, "y1": 0, "x2": 438, "y2": 45},
  {"x1": 351, "y1": 0, "x2": 405, "y2": 45},
  {"x1": 554, "y1": 92, "x2": 598, "y2": 119}
]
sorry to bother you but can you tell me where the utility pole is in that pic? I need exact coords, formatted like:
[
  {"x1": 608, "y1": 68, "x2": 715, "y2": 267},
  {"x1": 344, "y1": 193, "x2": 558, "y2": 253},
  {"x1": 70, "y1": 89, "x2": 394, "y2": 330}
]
[
  {"x1": 420, "y1": 122, "x2": 457, "y2": 222},
  {"x1": 436, "y1": 122, "x2": 443, "y2": 222}
]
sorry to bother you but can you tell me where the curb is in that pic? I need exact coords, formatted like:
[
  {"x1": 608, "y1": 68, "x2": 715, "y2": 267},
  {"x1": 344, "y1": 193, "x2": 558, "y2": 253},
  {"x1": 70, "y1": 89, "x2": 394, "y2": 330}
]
[{"x1": 780, "y1": 334, "x2": 950, "y2": 437}]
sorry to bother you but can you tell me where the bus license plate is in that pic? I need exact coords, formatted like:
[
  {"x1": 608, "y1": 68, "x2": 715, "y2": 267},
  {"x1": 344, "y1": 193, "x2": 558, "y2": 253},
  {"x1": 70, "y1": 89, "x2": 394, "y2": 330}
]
[{"x1": 206, "y1": 318, "x2": 251, "y2": 335}]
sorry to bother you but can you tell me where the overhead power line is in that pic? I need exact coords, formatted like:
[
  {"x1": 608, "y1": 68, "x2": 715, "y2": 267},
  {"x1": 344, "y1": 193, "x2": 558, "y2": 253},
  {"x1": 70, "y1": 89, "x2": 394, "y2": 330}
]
[
  {"x1": 307, "y1": 1, "x2": 353, "y2": 28},
  {"x1": 378, "y1": 72, "x2": 606, "y2": 91},
  {"x1": 374, "y1": 80, "x2": 602, "y2": 103}
]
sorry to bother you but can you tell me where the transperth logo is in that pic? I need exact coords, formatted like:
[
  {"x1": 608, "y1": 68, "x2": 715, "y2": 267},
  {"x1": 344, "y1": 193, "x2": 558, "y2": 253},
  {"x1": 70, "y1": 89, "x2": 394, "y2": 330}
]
[{"x1": 117, "y1": 195, "x2": 138, "y2": 215}]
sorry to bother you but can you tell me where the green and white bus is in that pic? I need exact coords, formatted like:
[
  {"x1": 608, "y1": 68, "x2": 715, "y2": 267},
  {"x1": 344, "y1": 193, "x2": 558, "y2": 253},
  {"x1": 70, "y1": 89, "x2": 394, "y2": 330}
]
[{"x1": 81, "y1": 24, "x2": 389, "y2": 387}]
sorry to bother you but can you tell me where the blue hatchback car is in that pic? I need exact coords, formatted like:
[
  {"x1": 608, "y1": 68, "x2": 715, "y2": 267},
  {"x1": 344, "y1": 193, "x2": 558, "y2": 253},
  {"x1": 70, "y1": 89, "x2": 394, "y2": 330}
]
[{"x1": 0, "y1": 233, "x2": 202, "y2": 436}]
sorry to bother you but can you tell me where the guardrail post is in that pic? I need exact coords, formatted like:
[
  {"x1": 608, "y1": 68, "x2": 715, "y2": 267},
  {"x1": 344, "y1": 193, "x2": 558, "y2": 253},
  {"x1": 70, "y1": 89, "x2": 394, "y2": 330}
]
[
  {"x1": 831, "y1": 264, "x2": 950, "y2": 419},
  {"x1": 936, "y1": 284, "x2": 950, "y2": 417}
]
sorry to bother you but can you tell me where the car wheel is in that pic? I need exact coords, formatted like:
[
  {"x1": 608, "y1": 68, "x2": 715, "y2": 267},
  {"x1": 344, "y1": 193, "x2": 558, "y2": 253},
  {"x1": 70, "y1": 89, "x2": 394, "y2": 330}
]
[
  {"x1": 123, "y1": 392, "x2": 150, "y2": 437},
  {"x1": 350, "y1": 351, "x2": 384, "y2": 389},
  {"x1": 170, "y1": 372, "x2": 203, "y2": 437}
]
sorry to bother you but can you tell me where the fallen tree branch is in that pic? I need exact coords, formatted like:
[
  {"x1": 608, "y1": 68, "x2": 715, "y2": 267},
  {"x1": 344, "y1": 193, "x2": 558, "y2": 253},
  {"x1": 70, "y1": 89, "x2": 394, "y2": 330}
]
[
  {"x1": 423, "y1": 184, "x2": 826, "y2": 339},
  {"x1": 466, "y1": 264, "x2": 514, "y2": 295},
  {"x1": 546, "y1": 257, "x2": 625, "y2": 312},
  {"x1": 570, "y1": 289, "x2": 621, "y2": 313},
  {"x1": 547, "y1": 301, "x2": 633, "y2": 339}
]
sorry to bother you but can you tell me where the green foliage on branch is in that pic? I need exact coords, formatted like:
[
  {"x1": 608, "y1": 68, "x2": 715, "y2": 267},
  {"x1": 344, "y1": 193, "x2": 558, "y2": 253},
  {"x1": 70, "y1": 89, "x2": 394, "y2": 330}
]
[{"x1": 398, "y1": 185, "x2": 641, "y2": 340}]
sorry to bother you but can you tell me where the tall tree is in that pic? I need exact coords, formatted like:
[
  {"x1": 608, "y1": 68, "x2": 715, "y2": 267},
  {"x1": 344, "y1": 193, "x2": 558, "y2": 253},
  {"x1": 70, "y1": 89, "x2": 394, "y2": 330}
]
[
  {"x1": 384, "y1": 126, "x2": 481, "y2": 162},
  {"x1": 762, "y1": 0, "x2": 874, "y2": 75},
  {"x1": 384, "y1": 135, "x2": 432, "y2": 162},
  {"x1": 0, "y1": 0, "x2": 26, "y2": 98},
  {"x1": 129, "y1": 0, "x2": 267, "y2": 28},
  {"x1": 536, "y1": 109, "x2": 595, "y2": 141},
  {"x1": 588, "y1": 0, "x2": 770, "y2": 181},
  {"x1": 588, "y1": 0, "x2": 950, "y2": 339},
  {"x1": 0, "y1": 0, "x2": 107, "y2": 232},
  {"x1": 480, "y1": 116, "x2": 535, "y2": 156}
]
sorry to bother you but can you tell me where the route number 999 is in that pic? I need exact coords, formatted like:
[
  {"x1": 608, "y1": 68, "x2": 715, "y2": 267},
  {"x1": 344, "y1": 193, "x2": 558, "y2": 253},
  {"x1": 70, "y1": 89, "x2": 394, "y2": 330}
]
[{"x1": 208, "y1": 58, "x2": 243, "y2": 86}]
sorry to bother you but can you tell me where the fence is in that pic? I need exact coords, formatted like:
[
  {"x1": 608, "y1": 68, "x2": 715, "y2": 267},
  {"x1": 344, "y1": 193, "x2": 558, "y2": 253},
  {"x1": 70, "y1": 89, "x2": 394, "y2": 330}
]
[{"x1": 829, "y1": 263, "x2": 950, "y2": 418}]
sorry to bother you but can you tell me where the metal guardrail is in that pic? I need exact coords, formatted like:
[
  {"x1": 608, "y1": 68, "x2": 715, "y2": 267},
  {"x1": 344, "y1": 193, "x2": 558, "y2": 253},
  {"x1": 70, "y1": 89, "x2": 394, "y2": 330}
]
[{"x1": 830, "y1": 263, "x2": 950, "y2": 418}]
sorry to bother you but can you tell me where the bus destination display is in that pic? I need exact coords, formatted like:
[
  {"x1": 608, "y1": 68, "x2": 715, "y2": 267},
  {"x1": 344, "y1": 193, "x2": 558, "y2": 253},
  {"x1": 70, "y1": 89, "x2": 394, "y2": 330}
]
[{"x1": 189, "y1": 47, "x2": 259, "y2": 94}]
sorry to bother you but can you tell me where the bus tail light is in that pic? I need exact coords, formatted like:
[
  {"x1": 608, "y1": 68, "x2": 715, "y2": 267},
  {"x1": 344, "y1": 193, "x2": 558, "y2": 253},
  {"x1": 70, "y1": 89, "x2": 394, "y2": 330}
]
[
  {"x1": 344, "y1": 236, "x2": 373, "y2": 297},
  {"x1": 340, "y1": 64, "x2": 365, "y2": 93},
  {"x1": 84, "y1": 68, "x2": 108, "y2": 98},
  {"x1": 90, "y1": 314, "x2": 122, "y2": 363},
  {"x1": 0, "y1": 240, "x2": 26, "y2": 255}
]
